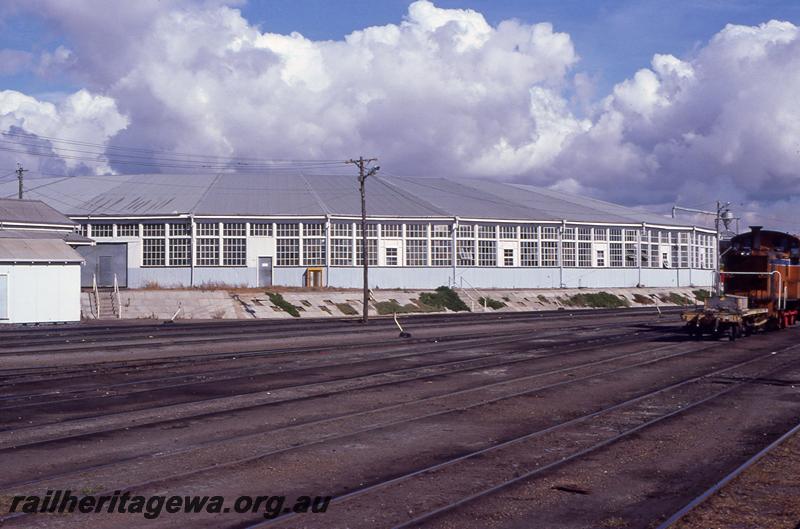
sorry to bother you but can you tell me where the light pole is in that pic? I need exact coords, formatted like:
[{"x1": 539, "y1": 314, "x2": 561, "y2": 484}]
[{"x1": 672, "y1": 201, "x2": 735, "y2": 296}]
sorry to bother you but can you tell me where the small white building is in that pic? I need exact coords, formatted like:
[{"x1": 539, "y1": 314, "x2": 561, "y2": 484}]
[{"x1": 0, "y1": 198, "x2": 88, "y2": 324}]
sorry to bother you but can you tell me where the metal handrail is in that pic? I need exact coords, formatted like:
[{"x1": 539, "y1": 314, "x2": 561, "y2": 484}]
[
  {"x1": 458, "y1": 284, "x2": 479, "y2": 311},
  {"x1": 113, "y1": 273, "x2": 122, "y2": 319},
  {"x1": 459, "y1": 276, "x2": 488, "y2": 311},
  {"x1": 92, "y1": 273, "x2": 100, "y2": 319}
]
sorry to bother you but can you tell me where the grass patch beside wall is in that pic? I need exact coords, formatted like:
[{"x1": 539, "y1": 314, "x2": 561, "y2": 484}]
[
  {"x1": 659, "y1": 292, "x2": 693, "y2": 306},
  {"x1": 478, "y1": 297, "x2": 507, "y2": 310},
  {"x1": 374, "y1": 300, "x2": 419, "y2": 315},
  {"x1": 565, "y1": 292, "x2": 630, "y2": 308},
  {"x1": 418, "y1": 286, "x2": 471, "y2": 312},
  {"x1": 632, "y1": 294, "x2": 654, "y2": 305},
  {"x1": 693, "y1": 289, "x2": 711, "y2": 301},
  {"x1": 267, "y1": 292, "x2": 301, "y2": 317},
  {"x1": 335, "y1": 303, "x2": 358, "y2": 316}
]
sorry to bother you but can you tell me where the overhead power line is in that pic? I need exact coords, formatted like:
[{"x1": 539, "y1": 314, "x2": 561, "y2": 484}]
[
  {"x1": 0, "y1": 145, "x2": 355, "y2": 173},
  {"x1": 0, "y1": 138, "x2": 347, "y2": 169},
  {"x1": 0, "y1": 130, "x2": 347, "y2": 164}
]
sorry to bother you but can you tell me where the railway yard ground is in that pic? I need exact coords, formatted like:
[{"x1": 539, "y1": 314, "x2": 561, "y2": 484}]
[{"x1": 1, "y1": 309, "x2": 799, "y2": 529}]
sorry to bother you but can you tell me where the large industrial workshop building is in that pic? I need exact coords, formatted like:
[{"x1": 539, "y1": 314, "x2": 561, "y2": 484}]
[{"x1": 1, "y1": 173, "x2": 716, "y2": 290}]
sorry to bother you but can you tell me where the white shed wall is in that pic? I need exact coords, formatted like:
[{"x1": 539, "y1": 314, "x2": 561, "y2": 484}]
[{"x1": 0, "y1": 264, "x2": 81, "y2": 323}]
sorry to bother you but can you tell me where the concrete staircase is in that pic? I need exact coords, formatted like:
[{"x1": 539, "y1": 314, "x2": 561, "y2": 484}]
[{"x1": 97, "y1": 289, "x2": 117, "y2": 319}]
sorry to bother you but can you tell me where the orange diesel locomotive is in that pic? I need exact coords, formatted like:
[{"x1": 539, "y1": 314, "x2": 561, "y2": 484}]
[{"x1": 683, "y1": 226, "x2": 799, "y2": 339}]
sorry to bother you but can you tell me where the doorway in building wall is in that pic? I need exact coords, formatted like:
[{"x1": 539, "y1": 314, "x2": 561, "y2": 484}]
[
  {"x1": 258, "y1": 256, "x2": 273, "y2": 287},
  {"x1": 78, "y1": 243, "x2": 127, "y2": 288}
]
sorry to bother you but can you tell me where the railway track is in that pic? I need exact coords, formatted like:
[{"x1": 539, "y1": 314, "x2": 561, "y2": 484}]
[
  {"x1": 1, "y1": 321, "x2": 670, "y2": 449},
  {"x1": 0, "y1": 315, "x2": 666, "y2": 401},
  {"x1": 0, "y1": 312, "x2": 667, "y2": 384},
  {"x1": 0, "y1": 307, "x2": 680, "y2": 354},
  {"x1": 0, "y1": 318, "x2": 663, "y2": 424},
  {"x1": 655, "y1": 420, "x2": 800, "y2": 529},
  {"x1": 0, "y1": 306, "x2": 679, "y2": 337},
  {"x1": 2, "y1": 334, "x2": 790, "y2": 529},
  {"x1": 0, "y1": 331, "x2": 698, "y2": 490},
  {"x1": 252, "y1": 344, "x2": 800, "y2": 529},
  {"x1": 2, "y1": 311, "x2": 796, "y2": 529}
]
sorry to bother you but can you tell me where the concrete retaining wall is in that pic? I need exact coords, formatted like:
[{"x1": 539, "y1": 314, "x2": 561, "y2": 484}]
[{"x1": 81, "y1": 286, "x2": 710, "y2": 321}]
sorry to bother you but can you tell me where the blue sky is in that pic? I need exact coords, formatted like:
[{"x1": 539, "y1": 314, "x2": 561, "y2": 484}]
[
  {"x1": 3, "y1": 1, "x2": 800, "y2": 98},
  {"x1": 0, "y1": 0, "x2": 798, "y2": 227},
  {"x1": 237, "y1": 0, "x2": 800, "y2": 95}
]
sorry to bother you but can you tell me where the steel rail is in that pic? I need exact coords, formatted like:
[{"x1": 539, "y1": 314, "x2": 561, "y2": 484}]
[
  {"x1": 0, "y1": 310, "x2": 665, "y2": 358},
  {"x1": 3, "y1": 338, "x2": 770, "y2": 527},
  {"x1": 0, "y1": 307, "x2": 683, "y2": 349},
  {"x1": 654, "y1": 419, "x2": 800, "y2": 529},
  {"x1": 0, "y1": 305, "x2": 680, "y2": 337},
  {"x1": 1, "y1": 332, "x2": 690, "y2": 492},
  {"x1": 0, "y1": 313, "x2": 669, "y2": 381},
  {"x1": 0, "y1": 325, "x2": 670, "y2": 444},
  {"x1": 246, "y1": 344, "x2": 800, "y2": 529},
  {"x1": 0, "y1": 314, "x2": 670, "y2": 357},
  {"x1": 0, "y1": 320, "x2": 658, "y2": 407},
  {"x1": 389, "y1": 353, "x2": 800, "y2": 529}
]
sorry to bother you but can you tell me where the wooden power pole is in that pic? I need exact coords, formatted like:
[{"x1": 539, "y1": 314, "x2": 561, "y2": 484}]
[
  {"x1": 347, "y1": 156, "x2": 379, "y2": 323},
  {"x1": 16, "y1": 163, "x2": 27, "y2": 199}
]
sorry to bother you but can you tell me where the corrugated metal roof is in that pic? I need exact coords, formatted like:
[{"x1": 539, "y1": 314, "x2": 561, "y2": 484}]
[
  {"x1": 0, "y1": 238, "x2": 84, "y2": 263},
  {"x1": 0, "y1": 197, "x2": 75, "y2": 226},
  {"x1": 0, "y1": 228, "x2": 93, "y2": 244},
  {"x1": 0, "y1": 173, "x2": 697, "y2": 228}
]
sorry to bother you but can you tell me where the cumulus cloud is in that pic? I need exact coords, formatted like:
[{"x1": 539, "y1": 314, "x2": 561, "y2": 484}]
[
  {"x1": 0, "y1": 1, "x2": 799, "y2": 229},
  {"x1": 548, "y1": 19, "x2": 800, "y2": 227},
  {"x1": 0, "y1": 89, "x2": 128, "y2": 174},
  {"x1": 2, "y1": 0, "x2": 580, "y2": 175}
]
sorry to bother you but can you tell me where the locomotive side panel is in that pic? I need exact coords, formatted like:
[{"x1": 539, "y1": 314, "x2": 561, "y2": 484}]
[{"x1": 724, "y1": 227, "x2": 800, "y2": 312}]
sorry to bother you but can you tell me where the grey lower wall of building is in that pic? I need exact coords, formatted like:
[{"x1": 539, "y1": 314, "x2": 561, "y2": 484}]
[
  {"x1": 129, "y1": 268, "x2": 192, "y2": 288},
  {"x1": 279, "y1": 267, "x2": 712, "y2": 289},
  {"x1": 123, "y1": 265, "x2": 712, "y2": 289},
  {"x1": 128, "y1": 267, "x2": 255, "y2": 288}
]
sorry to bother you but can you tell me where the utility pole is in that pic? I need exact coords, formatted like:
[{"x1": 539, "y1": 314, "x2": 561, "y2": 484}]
[
  {"x1": 347, "y1": 156, "x2": 379, "y2": 323},
  {"x1": 16, "y1": 163, "x2": 27, "y2": 200}
]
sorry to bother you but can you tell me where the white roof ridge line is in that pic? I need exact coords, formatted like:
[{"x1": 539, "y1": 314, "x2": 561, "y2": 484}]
[
  {"x1": 190, "y1": 172, "x2": 224, "y2": 215},
  {"x1": 298, "y1": 171, "x2": 331, "y2": 215},
  {"x1": 373, "y1": 175, "x2": 450, "y2": 216}
]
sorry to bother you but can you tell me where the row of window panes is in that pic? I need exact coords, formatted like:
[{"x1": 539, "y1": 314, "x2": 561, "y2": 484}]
[
  {"x1": 142, "y1": 238, "x2": 710, "y2": 269},
  {"x1": 143, "y1": 237, "x2": 245, "y2": 267},
  {"x1": 143, "y1": 236, "x2": 710, "y2": 268},
  {"x1": 84, "y1": 221, "x2": 715, "y2": 269},
  {"x1": 250, "y1": 223, "x2": 272, "y2": 236},
  {"x1": 331, "y1": 239, "x2": 352, "y2": 266},
  {"x1": 81, "y1": 222, "x2": 714, "y2": 246},
  {"x1": 356, "y1": 239, "x2": 378, "y2": 266},
  {"x1": 405, "y1": 224, "x2": 427, "y2": 239},
  {"x1": 223, "y1": 223, "x2": 246, "y2": 237},
  {"x1": 143, "y1": 224, "x2": 165, "y2": 237},
  {"x1": 304, "y1": 238, "x2": 326, "y2": 266}
]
